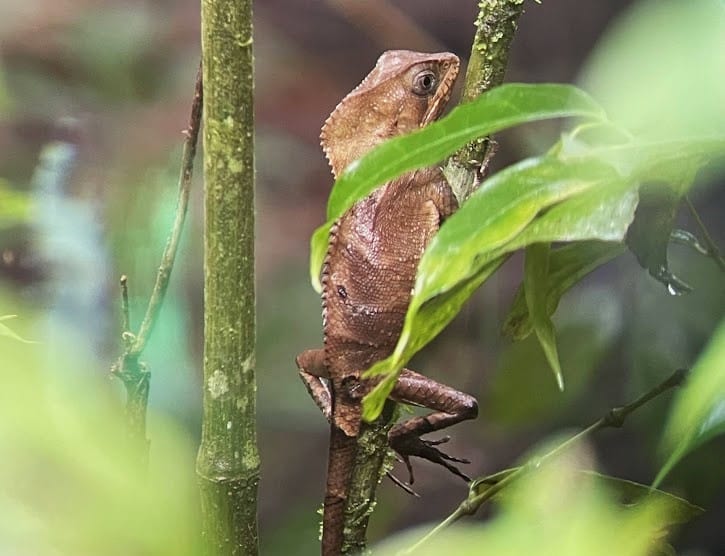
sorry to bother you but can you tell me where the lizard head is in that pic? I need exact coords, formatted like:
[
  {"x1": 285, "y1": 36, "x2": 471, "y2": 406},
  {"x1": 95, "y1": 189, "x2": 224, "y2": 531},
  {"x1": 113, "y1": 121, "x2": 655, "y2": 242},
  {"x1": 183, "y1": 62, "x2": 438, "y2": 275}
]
[{"x1": 321, "y1": 50, "x2": 460, "y2": 178}]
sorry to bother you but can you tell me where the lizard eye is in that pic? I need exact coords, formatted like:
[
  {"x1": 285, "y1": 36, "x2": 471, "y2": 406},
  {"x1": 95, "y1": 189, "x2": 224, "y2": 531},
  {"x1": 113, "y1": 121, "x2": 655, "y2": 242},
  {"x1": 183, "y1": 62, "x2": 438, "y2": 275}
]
[{"x1": 412, "y1": 70, "x2": 437, "y2": 96}]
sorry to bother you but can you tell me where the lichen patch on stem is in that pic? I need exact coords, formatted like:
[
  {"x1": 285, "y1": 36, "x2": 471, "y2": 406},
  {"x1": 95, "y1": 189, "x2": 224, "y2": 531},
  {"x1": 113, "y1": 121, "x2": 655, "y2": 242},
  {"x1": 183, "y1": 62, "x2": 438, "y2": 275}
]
[{"x1": 208, "y1": 369, "x2": 230, "y2": 398}]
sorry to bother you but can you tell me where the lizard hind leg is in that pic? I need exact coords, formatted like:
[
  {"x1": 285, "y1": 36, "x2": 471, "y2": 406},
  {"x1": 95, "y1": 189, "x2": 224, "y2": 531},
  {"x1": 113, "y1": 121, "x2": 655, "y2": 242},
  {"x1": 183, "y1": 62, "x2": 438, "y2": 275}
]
[{"x1": 389, "y1": 368, "x2": 478, "y2": 484}]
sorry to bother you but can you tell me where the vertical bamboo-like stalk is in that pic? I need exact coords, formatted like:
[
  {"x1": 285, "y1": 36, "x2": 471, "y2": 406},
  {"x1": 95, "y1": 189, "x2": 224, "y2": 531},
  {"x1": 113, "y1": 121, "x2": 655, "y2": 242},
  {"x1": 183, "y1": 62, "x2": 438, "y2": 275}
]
[{"x1": 196, "y1": 1, "x2": 259, "y2": 554}]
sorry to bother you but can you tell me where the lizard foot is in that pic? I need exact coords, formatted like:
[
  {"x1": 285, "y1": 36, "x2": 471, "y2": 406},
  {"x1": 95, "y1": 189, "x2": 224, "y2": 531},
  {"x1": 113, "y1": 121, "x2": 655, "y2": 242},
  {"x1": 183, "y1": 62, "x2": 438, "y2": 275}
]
[{"x1": 389, "y1": 431, "x2": 471, "y2": 484}]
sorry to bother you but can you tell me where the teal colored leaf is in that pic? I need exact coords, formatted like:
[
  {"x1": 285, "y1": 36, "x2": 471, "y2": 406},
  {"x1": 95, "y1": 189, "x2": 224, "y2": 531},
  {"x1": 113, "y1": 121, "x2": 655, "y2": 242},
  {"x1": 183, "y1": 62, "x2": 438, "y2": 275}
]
[
  {"x1": 309, "y1": 83, "x2": 605, "y2": 291},
  {"x1": 524, "y1": 243, "x2": 563, "y2": 390},
  {"x1": 655, "y1": 317, "x2": 725, "y2": 486},
  {"x1": 503, "y1": 242, "x2": 626, "y2": 341}
]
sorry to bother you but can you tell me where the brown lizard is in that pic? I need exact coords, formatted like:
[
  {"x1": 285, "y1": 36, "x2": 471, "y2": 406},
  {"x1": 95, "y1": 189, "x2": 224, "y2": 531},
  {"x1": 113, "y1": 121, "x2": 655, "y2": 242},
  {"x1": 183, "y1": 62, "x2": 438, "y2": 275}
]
[{"x1": 296, "y1": 50, "x2": 478, "y2": 556}]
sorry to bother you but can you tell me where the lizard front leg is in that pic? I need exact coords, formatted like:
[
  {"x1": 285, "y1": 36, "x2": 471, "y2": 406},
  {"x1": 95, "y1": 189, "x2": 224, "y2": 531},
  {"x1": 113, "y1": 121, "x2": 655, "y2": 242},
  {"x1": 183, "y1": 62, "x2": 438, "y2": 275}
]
[
  {"x1": 296, "y1": 348, "x2": 332, "y2": 422},
  {"x1": 389, "y1": 369, "x2": 478, "y2": 483}
]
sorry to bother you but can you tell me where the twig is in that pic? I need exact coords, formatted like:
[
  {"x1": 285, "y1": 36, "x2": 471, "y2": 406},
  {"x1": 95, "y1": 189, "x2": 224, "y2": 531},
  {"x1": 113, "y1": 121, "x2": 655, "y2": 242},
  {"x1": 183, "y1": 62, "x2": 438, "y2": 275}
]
[
  {"x1": 444, "y1": 0, "x2": 526, "y2": 203},
  {"x1": 684, "y1": 196, "x2": 725, "y2": 273},
  {"x1": 399, "y1": 368, "x2": 689, "y2": 555},
  {"x1": 130, "y1": 62, "x2": 204, "y2": 357},
  {"x1": 120, "y1": 275, "x2": 134, "y2": 349},
  {"x1": 111, "y1": 62, "x2": 203, "y2": 457}
]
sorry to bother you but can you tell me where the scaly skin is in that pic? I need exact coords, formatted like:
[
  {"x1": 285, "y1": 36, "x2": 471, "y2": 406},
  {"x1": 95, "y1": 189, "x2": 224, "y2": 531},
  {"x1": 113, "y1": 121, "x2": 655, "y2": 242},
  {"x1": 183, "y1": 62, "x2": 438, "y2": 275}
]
[{"x1": 296, "y1": 51, "x2": 479, "y2": 556}]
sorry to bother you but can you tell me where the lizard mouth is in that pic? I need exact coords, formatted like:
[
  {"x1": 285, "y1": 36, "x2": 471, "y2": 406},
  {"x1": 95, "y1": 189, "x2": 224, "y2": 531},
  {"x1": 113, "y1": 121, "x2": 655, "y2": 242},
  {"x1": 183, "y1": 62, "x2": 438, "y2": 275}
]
[{"x1": 422, "y1": 60, "x2": 459, "y2": 126}]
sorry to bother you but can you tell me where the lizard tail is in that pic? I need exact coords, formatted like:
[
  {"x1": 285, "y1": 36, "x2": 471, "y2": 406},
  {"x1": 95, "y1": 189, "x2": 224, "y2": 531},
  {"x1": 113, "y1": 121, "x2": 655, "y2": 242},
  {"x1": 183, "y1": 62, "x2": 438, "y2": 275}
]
[{"x1": 322, "y1": 425, "x2": 358, "y2": 556}]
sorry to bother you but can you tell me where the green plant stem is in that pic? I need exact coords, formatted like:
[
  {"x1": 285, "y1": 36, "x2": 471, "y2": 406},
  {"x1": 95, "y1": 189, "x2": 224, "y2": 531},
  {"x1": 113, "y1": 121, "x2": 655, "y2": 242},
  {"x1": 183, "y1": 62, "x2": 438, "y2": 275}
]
[
  {"x1": 130, "y1": 62, "x2": 203, "y2": 358},
  {"x1": 444, "y1": 0, "x2": 527, "y2": 202},
  {"x1": 195, "y1": 1, "x2": 259, "y2": 554},
  {"x1": 342, "y1": 2, "x2": 527, "y2": 552},
  {"x1": 399, "y1": 368, "x2": 688, "y2": 555},
  {"x1": 111, "y1": 65, "x2": 203, "y2": 461},
  {"x1": 120, "y1": 275, "x2": 130, "y2": 340},
  {"x1": 684, "y1": 196, "x2": 725, "y2": 273}
]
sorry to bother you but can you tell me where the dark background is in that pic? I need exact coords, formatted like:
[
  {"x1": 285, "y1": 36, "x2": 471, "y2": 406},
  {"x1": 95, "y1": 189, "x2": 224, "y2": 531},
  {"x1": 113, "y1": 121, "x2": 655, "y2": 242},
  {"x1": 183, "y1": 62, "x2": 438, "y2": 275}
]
[{"x1": 0, "y1": 1, "x2": 723, "y2": 554}]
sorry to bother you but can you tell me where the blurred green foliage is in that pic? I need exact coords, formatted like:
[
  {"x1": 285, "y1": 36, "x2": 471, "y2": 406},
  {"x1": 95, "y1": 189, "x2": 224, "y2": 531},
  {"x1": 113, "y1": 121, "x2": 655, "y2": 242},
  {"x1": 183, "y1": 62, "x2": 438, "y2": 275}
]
[
  {"x1": 376, "y1": 448, "x2": 680, "y2": 556},
  {"x1": 0, "y1": 293, "x2": 201, "y2": 555}
]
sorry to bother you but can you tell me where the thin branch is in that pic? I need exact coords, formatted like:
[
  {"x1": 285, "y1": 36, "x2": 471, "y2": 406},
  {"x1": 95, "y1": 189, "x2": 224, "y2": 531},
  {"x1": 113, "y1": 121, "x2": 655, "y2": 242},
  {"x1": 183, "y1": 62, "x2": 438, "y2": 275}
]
[
  {"x1": 130, "y1": 62, "x2": 204, "y2": 357},
  {"x1": 444, "y1": 0, "x2": 526, "y2": 203},
  {"x1": 120, "y1": 275, "x2": 133, "y2": 349},
  {"x1": 399, "y1": 368, "x2": 688, "y2": 555},
  {"x1": 111, "y1": 63, "x2": 203, "y2": 460},
  {"x1": 684, "y1": 196, "x2": 725, "y2": 273}
]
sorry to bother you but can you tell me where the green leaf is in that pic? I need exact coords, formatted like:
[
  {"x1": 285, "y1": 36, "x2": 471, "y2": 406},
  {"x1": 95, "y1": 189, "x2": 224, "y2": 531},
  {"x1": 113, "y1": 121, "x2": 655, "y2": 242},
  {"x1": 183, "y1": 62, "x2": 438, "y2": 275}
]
[
  {"x1": 376, "y1": 454, "x2": 680, "y2": 556},
  {"x1": 362, "y1": 258, "x2": 506, "y2": 421},
  {"x1": 524, "y1": 243, "x2": 564, "y2": 390},
  {"x1": 0, "y1": 315, "x2": 36, "y2": 344},
  {"x1": 580, "y1": 0, "x2": 725, "y2": 140},
  {"x1": 470, "y1": 467, "x2": 703, "y2": 528},
  {"x1": 362, "y1": 137, "x2": 725, "y2": 421},
  {"x1": 363, "y1": 156, "x2": 629, "y2": 419},
  {"x1": 309, "y1": 83, "x2": 605, "y2": 291},
  {"x1": 503, "y1": 241, "x2": 625, "y2": 341},
  {"x1": 586, "y1": 472, "x2": 704, "y2": 526},
  {"x1": 655, "y1": 317, "x2": 725, "y2": 485},
  {"x1": 327, "y1": 84, "x2": 603, "y2": 220}
]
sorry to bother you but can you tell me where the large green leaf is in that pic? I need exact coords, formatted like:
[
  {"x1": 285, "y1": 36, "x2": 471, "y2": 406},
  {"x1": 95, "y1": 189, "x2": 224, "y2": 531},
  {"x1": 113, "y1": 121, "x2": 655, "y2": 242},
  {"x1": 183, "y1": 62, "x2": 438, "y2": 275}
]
[
  {"x1": 376, "y1": 453, "x2": 681, "y2": 556},
  {"x1": 471, "y1": 467, "x2": 702, "y2": 528},
  {"x1": 580, "y1": 0, "x2": 725, "y2": 141},
  {"x1": 655, "y1": 317, "x2": 725, "y2": 485},
  {"x1": 362, "y1": 156, "x2": 631, "y2": 419},
  {"x1": 309, "y1": 83, "x2": 605, "y2": 290},
  {"x1": 362, "y1": 138, "x2": 725, "y2": 420}
]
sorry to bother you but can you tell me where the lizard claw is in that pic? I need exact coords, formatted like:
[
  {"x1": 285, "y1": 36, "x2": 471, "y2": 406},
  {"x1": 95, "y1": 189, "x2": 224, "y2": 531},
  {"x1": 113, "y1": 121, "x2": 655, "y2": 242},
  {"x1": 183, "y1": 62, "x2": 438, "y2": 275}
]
[
  {"x1": 389, "y1": 431, "x2": 471, "y2": 484},
  {"x1": 386, "y1": 471, "x2": 420, "y2": 497}
]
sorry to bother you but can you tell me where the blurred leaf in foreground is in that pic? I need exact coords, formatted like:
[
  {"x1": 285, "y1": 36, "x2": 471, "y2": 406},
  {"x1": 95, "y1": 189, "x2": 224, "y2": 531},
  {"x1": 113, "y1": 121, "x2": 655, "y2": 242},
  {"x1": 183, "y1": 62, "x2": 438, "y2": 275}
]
[
  {"x1": 0, "y1": 324, "x2": 200, "y2": 555},
  {"x1": 375, "y1": 447, "x2": 678, "y2": 556},
  {"x1": 580, "y1": 0, "x2": 725, "y2": 139},
  {"x1": 656, "y1": 317, "x2": 725, "y2": 486}
]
